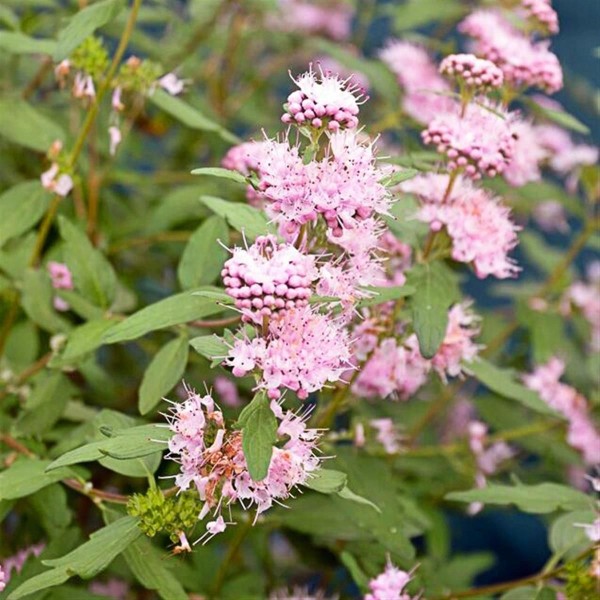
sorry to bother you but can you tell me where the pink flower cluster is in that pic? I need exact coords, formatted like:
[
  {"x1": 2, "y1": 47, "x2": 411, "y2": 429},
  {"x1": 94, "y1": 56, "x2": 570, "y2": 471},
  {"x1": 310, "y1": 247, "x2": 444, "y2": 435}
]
[
  {"x1": 282, "y1": 68, "x2": 364, "y2": 131},
  {"x1": 253, "y1": 130, "x2": 390, "y2": 240},
  {"x1": 523, "y1": 358, "x2": 600, "y2": 465},
  {"x1": 379, "y1": 41, "x2": 454, "y2": 123},
  {"x1": 352, "y1": 302, "x2": 481, "y2": 400},
  {"x1": 370, "y1": 418, "x2": 402, "y2": 454},
  {"x1": 222, "y1": 235, "x2": 315, "y2": 323},
  {"x1": 366, "y1": 560, "x2": 416, "y2": 600},
  {"x1": 421, "y1": 101, "x2": 517, "y2": 179},
  {"x1": 0, "y1": 542, "x2": 45, "y2": 592},
  {"x1": 40, "y1": 140, "x2": 73, "y2": 198},
  {"x1": 459, "y1": 10, "x2": 563, "y2": 93},
  {"x1": 503, "y1": 120, "x2": 547, "y2": 187},
  {"x1": 164, "y1": 386, "x2": 322, "y2": 541},
  {"x1": 47, "y1": 261, "x2": 74, "y2": 311},
  {"x1": 402, "y1": 174, "x2": 520, "y2": 279},
  {"x1": 563, "y1": 264, "x2": 600, "y2": 352},
  {"x1": 439, "y1": 54, "x2": 504, "y2": 92},
  {"x1": 225, "y1": 306, "x2": 352, "y2": 400},
  {"x1": 521, "y1": 0, "x2": 559, "y2": 35}
]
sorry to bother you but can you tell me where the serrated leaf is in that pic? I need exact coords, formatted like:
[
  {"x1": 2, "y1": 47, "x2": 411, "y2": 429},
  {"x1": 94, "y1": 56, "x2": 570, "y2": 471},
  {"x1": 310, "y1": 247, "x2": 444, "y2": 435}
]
[
  {"x1": 408, "y1": 262, "x2": 458, "y2": 358},
  {"x1": 58, "y1": 216, "x2": 117, "y2": 308},
  {"x1": 238, "y1": 392, "x2": 277, "y2": 481},
  {"x1": 200, "y1": 195, "x2": 272, "y2": 241},
  {"x1": 139, "y1": 336, "x2": 189, "y2": 414},
  {"x1": 46, "y1": 424, "x2": 171, "y2": 471},
  {"x1": 0, "y1": 181, "x2": 50, "y2": 248},
  {"x1": 469, "y1": 359, "x2": 560, "y2": 417},
  {"x1": 446, "y1": 482, "x2": 591, "y2": 513},
  {"x1": 189, "y1": 334, "x2": 229, "y2": 363},
  {"x1": 0, "y1": 31, "x2": 56, "y2": 55},
  {"x1": 0, "y1": 459, "x2": 76, "y2": 500},
  {"x1": 305, "y1": 468, "x2": 348, "y2": 494},
  {"x1": 178, "y1": 215, "x2": 229, "y2": 289},
  {"x1": 54, "y1": 0, "x2": 124, "y2": 61},
  {"x1": 0, "y1": 98, "x2": 65, "y2": 152},
  {"x1": 102, "y1": 287, "x2": 226, "y2": 344},
  {"x1": 149, "y1": 89, "x2": 237, "y2": 143},
  {"x1": 9, "y1": 517, "x2": 141, "y2": 599},
  {"x1": 190, "y1": 167, "x2": 248, "y2": 184}
]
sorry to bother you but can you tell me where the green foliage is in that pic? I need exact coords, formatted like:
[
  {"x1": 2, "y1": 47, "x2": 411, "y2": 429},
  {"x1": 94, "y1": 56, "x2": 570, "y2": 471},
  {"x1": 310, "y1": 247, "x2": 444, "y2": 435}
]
[{"x1": 564, "y1": 560, "x2": 599, "y2": 600}]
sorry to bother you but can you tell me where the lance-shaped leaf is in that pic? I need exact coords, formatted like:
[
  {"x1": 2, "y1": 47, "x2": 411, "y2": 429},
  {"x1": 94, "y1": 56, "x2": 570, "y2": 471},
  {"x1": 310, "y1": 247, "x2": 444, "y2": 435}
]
[{"x1": 0, "y1": 459, "x2": 77, "y2": 501}]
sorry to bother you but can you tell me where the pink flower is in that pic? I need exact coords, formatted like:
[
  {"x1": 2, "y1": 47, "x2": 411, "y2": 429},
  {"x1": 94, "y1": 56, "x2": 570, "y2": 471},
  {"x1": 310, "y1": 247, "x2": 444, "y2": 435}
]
[
  {"x1": 371, "y1": 418, "x2": 402, "y2": 454},
  {"x1": 269, "y1": 587, "x2": 336, "y2": 600},
  {"x1": 421, "y1": 100, "x2": 518, "y2": 179},
  {"x1": 0, "y1": 565, "x2": 5, "y2": 593},
  {"x1": 89, "y1": 579, "x2": 130, "y2": 599},
  {"x1": 523, "y1": 358, "x2": 600, "y2": 465},
  {"x1": 108, "y1": 125, "x2": 122, "y2": 156},
  {"x1": 521, "y1": 0, "x2": 559, "y2": 35},
  {"x1": 503, "y1": 120, "x2": 547, "y2": 187},
  {"x1": 379, "y1": 40, "x2": 455, "y2": 123},
  {"x1": 563, "y1": 265, "x2": 600, "y2": 351},
  {"x1": 459, "y1": 10, "x2": 563, "y2": 93},
  {"x1": 432, "y1": 302, "x2": 481, "y2": 381},
  {"x1": 440, "y1": 53, "x2": 504, "y2": 92},
  {"x1": 111, "y1": 86, "x2": 124, "y2": 112},
  {"x1": 532, "y1": 200, "x2": 569, "y2": 233},
  {"x1": 222, "y1": 235, "x2": 316, "y2": 324},
  {"x1": 366, "y1": 559, "x2": 416, "y2": 600},
  {"x1": 47, "y1": 261, "x2": 74, "y2": 312},
  {"x1": 72, "y1": 72, "x2": 96, "y2": 99},
  {"x1": 213, "y1": 376, "x2": 240, "y2": 407},
  {"x1": 282, "y1": 66, "x2": 365, "y2": 130},
  {"x1": 1, "y1": 543, "x2": 45, "y2": 590},
  {"x1": 576, "y1": 518, "x2": 600, "y2": 543},
  {"x1": 40, "y1": 163, "x2": 73, "y2": 197},
  {"x1": 54, "y1": 59, "x2": 70, "y2": 87},
  {"x1": 314, "y1": 56, "x2": 370, "y2": 92},
  {"x1": 402, "y1": 174, "x2": 521, "y2": 279},
  {"x1": 158, "y1": 73, "x2": 187, "y2": 96},
  {"x1": 164, "y1": 386, "x2": 323, "y2": 538},
  {"x1": 225, "y1": 306, "x2": 352, "y2": 400}
]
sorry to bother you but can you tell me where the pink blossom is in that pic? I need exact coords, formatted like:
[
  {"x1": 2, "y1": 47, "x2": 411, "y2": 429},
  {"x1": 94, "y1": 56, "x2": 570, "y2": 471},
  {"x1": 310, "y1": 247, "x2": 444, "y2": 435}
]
[
  {"x1": 315, "y1": 56, "x2": 370, "y2": 92},
  {"x1": 379, "y1": 40, "x2": 455, "y2": 123},
  {"x1": 271, "y1": 0, "x2": 352, "y2": 41},
  {"x1": 459, "y1": 10, "x2": 563, "y2": 93},
  {"x1": 432, "y1": 302, "x2": 481, "y2": 381},
  {"x1": 523, "y1": 358, "x2": 600, "y2": 464},
  {"x1": 576, "y1": 517, "x2": 600, "y2": 543},
  {"x1": 1, "y1": 543, "x2": 45, "y2": 589},
  {"x1": 521, "y1": 0, "x2": 559, "y2": 35},
  {"x1": 503, "y1": 120, "x2": 547, "y2": 187},
  {"x1": 221, "y1": 140, "x2": 271, "y2": 205},
  {"x1": 108, "y1": 125, "x2": 122, "y2": 156},
  {"x1": 89, "y1": 579, "x2": 129, "y2": 599},
  {"x1": 54, "y1": 59, "x2": 70, "y2": 87},
  {"x1": 440, "y1": 53, "x2": 504, "y2": 92},
  {"x1": 468, "y1": 420, "x2": 515, "y2": 481},
  {"x1": 164, "y1": 386, "x2": 323, "y2": 538},
  {"x1": 0, "y1": 565, "x2": 5, "y2": 593},
  {"x1": 371, "y1": 418, "x2": 402, "y2": 454},
  {"x1": 421, "y1": 100, "x2": 518, "y2": 179},
  {"x1": 225, "y1": 306, "x2": 352, "y2": 400},
  {"x1": 282, "y1": 66, "x2": 365, "y2": 130},
  {"x1": 40, "y1": 163, "x2": 73, "y2": 197},
  {"x1": 213, "y1": 376, "x2": 240, "y2": 407},
  {"x1": 563, "y1": 265, "x2": 600, "y2": 351},
  {"x1": 366, "y1": 559, "x2": 416, "y2": 600},
  {"x1": 111, "y1": 86, "x2": 124, "y2": 111},
  {"x1": 269, "y1": 587, "x2": 337, "y2": 600},
  {"x1": 47, "y1": 261, "x2": 73, "y2": 312},
  {"x1": 72, "y1": 72, "x2": 96, "y2": 99},
  {"x1": 158, "y1": 73, "x2": 187, "y2": 96},
  {"x1": 532, "y1": 200, "x2": 569, "y2": 233},
  {"x1": 402, "y1": 174, "x2": 521, "y2": 279},
  {"x1": 222, "y1": 235, "x2": 316, "y2": 324}
]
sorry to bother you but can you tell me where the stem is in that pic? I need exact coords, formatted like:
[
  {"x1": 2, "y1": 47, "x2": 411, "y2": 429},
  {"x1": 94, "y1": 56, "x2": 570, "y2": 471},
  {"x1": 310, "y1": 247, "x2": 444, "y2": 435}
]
[
  {"x1": 190, "y1": 315, "x2": 241, "y2": 328},
  {"x1": 0, "y1": 353, "x2": 52, "y2": 401},
  {"x1": 22, "y1": 57, "x2": 53, "y2": 100},
  {"x1": 62, "y1": 478, "x2": 130, "y2": 505},
  {"x1": 107, "y1": 230, "x2": 192, "y2": 254},
  {"x1": 0, "y1": 292, "x2": 20, "y2": 356},
  {"x1": 422, "y1": 171, "x2": 458, "y2": 260}
]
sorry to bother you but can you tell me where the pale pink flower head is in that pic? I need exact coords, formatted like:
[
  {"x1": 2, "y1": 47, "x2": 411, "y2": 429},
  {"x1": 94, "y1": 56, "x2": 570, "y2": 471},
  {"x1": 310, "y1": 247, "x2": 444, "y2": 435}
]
[
  {"x1": 0, "y1": 565, "x2": 5, "y2": 592},
  {"x1": 422, "y1": 100, "x2": 518, "y2": 179},
  {"x1": 576, "y1": 517, "x2": 600, "y2": 543},
  {"x1": 282, "y1": 65, "x2": 365, "y2": 130},
  {"x1": 111, "y1": 86, "x2": 124, "y2": 112},
  {"x1": 403, "y1": 174, "x2": 521, "y2": 279},
  {"x1": 226, "y1": 305, "x2": 352, "y2": 400},
  {"x1": 431, "y1": 302, "x2": 481, "y2": 381},
  {"x1": 221, "y1": 140, "x2": 272, "y2": 205},
  {"x1": 1, "y1": 542, "x2": 45, "y2": 589},
  {"x1": 459, "y1": 10, "x2": 563, "y2": 93},
  {"x1": 521, "y1": 0, "x2": 559, "y2": 35},
  {"x1": 221, "y1": 235, "x2": 316, "y2": 324},
  {"x1": 108, "y1": 125, "x2": 122, "y2": 156},
  {"x1": 48, "y1": 261, "x2": 73, "y2": 291},
  {"x1": 89, "y1": 579, "x2": 129, "y2": 599},
  {"x1": 371, "y1": 418, "x2": 402, "y2": 454},
  {"x1": 503, "y1": 120, "x2": 547, "y2": 187},
  {"x1": 158, "y1": 72, "x2": 187, "y2": 96},
  {"x1": 564, "y1": 266, "x2": 600, "y2": 351},
  {"x1": 72, "y1": 72, "x2": 96, "y2": 99},
  {"x1": 532, "y1": 200, "x2": 569, "y2": 233},
  {"x1": 272, "y1": 0, "x2": 352, "y2": 41},
  {"x1": 440, "y1": 53, "x2": 504, "y2": 92},
  {"x1": 40, "y1": 162, "x2": 73, "y2": 198},
  {"x1": 366, "y1": 559, "x2": 415, "y2": 600},
  {"x1": 213, "y1": 376, "x2": 240, "y2": 407},
  {"x1": 315, "y1": 56, "x2": 370, "y2": 92},
  {"x1": 379, "y1": 40, "x2": 455, "y2": 123}
]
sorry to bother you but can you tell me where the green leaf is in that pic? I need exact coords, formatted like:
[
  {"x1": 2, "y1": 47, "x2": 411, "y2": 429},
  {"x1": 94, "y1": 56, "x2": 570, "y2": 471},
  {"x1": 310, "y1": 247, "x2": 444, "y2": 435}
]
[
  {"x1": 237, "y1": 392, "x2": 277, "y2": 481},
  {"x1": 46, "y1": 424, "x2": 171, "y2": 471},
  {"x1": 446, "y1": 482, "x2": 591, "y2": 513},
  {"x1": 0, "y1": 182, "x2": 49, "y2": 248},
  {"x1": 139, "y1": 336, "x2": 189, "y2": 414},
  {"x1": 388, "y1": 0, "x2": 465, "y2": 31},
  {"x1": 102, "y1": 287, "x2": 226, "y2": 344},
  {"x1": 356, "y1": 284, "x2": 416, "y2": 308},
  {"x1": 50, "y1": 318, "x2": 118, "y2": 366},
  {"x1": 337, "y1": 485, "x2": 381, "y2": 513},
  {"x1": 516, "y1": 303, "x2": 565, "y2": 364},
  {"x1": 380, "y1": 168, "x2": 419, "y2": 187},
  {"x1": 54, "y1": 0, "x2": 124, "y2": 61},
  {"x1": 500, "y1": 587, "x2": 543, "y2": 600},
  {"x1": 0, "y1": 98, "x2": 65, "y2": 152},
  {"x1": 384, "y1": 196, "x2": 428, "y2": 245},
  {"x1": 550, "y1": 510, "x2": 596, "y2": 556},
  {"x1": 29, "y1": 484, "x2": 72, "y2": 537},
  {"x1": 469, "y1": 359, "x2": 560, "y2": 417},
  {"x1": 408, "y1": 262, "x2": 459, "y2": 358},
  {"x1": 149, "y1": 89, "x2": 237, "y2": 143},
  {"x1": 190, "y1": 167, "x2": 248, "y2": 185},
  {"x1": 0, "y1": 31, "x2": 56, "y2": 55},
  {"x1": 122, "y1": 535, "x2": 188, "y2": 600},
  {"x1": 178, "y1": 215, "x2": 229, "y2": 289},
  {"x1": 9, "y1": 517, "x2": 141, "y2": 599},
  {"x1": 189, "y1": 334, "x2": 229, "y2": 364},
  {"x1": 305, "y1": 468, "x2": 348, "y2": 494},
  {"x1": 340, "y1": 552, "x2": 370, "y2": 592},
  {"x1": 21, "y1": 268, "x2": 71, "y2": 333},
  {"x1": 526, "y1": 100, "x2": 590, "y2": 135},
  {"x1": 58, "y1": 216, "x2": 117, "y2": 308},
  {"x1": 0, "y1": 459, "x2": 76, "y2": 500},
  {"x1": 200, "y1": 195, "x2": 273, "y2": 240}
]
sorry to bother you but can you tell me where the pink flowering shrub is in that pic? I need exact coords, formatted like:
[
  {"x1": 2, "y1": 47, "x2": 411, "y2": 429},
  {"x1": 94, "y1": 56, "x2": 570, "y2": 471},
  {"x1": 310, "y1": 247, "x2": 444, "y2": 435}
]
[{"x1": 0, "y1": 1, "x2": 598, "y2": 599}]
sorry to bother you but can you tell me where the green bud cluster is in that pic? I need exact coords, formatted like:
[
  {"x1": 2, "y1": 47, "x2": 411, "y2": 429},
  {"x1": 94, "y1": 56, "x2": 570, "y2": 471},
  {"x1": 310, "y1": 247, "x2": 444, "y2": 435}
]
[
  {"x1": 127, "y1": 487, "x2": 202, "y2": 543},
  {"x1": 116, "y1": 58, "x2": 163, "y2": 95},
  {"x1": 71, "y1": 36, "x2": 109, "y2": 79},
  {"x1": 564, "y1": 559, "x2": 599, "y2": 600}
]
